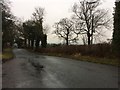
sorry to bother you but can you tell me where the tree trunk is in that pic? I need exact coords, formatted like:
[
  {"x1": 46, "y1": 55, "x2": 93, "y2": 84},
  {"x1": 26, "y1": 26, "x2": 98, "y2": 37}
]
[
  {"x1": 66, "y1": 32, "x2": 69, "y2": 45},
  {"x1": 88, "y1": 36, "x2": 91, "y2": 45},
  {"x1": 87, "y1": 32, "x2": 91, "y2": 45},
  {"x1": 31, "y1": 39, "x2": 34, "y2": 49},
  {"x1": 66, "y1": 39, "x2": 69, "y2": 45},
  {"x1": 35, "y1": 38, "x2": 40, "y2": 50},
  {"x1": 28, "y1": 39, "x2": 31, "y2": 47},
  {"x1": 41, "y1": 34, "x2": 47, "y2": 48},
  {"x1": 24, "y1": 38, "x2": 27, "y2": 47}
]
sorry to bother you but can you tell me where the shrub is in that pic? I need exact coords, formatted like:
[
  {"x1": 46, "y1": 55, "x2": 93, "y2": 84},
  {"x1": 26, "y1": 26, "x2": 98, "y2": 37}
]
[{"x1": 36, "y1": 43, "x2": 113, "y2": 58}]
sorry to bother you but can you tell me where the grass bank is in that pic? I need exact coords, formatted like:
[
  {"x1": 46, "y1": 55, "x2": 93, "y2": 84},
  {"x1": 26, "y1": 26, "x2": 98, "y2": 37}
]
[
  {"x1": 2, "y1": 48, "x2": 14, "y2": 63},
  {"x1": 41, "y1": 53, "x2": 119, "y2": 66},
  {"x1": 27, "y1": 48, "x2": 119, "y2": 67}
]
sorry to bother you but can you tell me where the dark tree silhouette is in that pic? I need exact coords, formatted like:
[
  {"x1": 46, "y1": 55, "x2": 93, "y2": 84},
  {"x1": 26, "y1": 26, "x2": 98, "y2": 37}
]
[
  {"x1": 72, "y1": 0, "x2": 111, "y2": 45},
  {"x1": 1, "y1": 0, "x2": 15, "y2": 48},
  {"x1": 22, "y1": 7, "x2": 47, "y2": 49},
  {"x1": 32, "y1": 7, "x2": 47, "y2": 49},
  {"x1": 23, "y1": 20, "x2": 36, "y2": 48},
  {"x1": 54, "y1": 18, "x2": 78, "y2": 45},
  {"x1": 13, "y1": 19, "x2": 25, "y2": 48},
  {"x1": 112, "y1": 0, "x2": 120, "y2": 56}
]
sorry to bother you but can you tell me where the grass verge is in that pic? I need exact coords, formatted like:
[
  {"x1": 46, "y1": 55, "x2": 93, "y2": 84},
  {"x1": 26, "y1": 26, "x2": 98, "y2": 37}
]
[
  {"x1": 43, "y1": 53, "x2": 119, "y2": 67},
  {"x1": 2, "y1": 48, "x2": 14, "y2": 63},
  {"x1": 27, "y1": 49, "x2": 119, "y2": 67}
]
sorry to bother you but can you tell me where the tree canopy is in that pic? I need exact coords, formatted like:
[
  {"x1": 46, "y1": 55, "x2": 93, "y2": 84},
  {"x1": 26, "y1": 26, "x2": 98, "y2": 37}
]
[
  {"x1": 72, "y1": 0, "x2": 111, "y2": 45},
  {"x1": 54, "y1": 18, "x2": 78, "y2": 45},
  {"x1": 112, "y1": 1, "x2": 120, "y2": 56},
  {"x1": 22, "y1": 7, "x2": 47, "y2": 49},
  {"x1": 2, "y1": 0, "x2": 15, "y2": 48}
]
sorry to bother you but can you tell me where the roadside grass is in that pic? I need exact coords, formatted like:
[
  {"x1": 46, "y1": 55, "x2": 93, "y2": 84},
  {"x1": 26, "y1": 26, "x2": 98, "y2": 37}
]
[
  {"x1": 26, "y1": 44, "x2": 119, "y2": 67},
  {"x1": 71, "y1": 54, "x2": 119, "y2": 66},
  {"x1": 41, "y1": 53, "x2": 119, "y2": 67},
  {"x1": 2, "y1": 48, "x2": 14, "y2": 63},
  {"x1": 27, "y1": 49, "x2": 119, "y2": 67}
]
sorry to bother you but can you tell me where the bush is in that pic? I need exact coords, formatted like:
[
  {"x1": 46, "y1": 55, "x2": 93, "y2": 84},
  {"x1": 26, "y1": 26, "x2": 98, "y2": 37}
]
[
  {"x1": 2, "y1": 48, "x2": 14, "y2": 63},
  {"x1": 36, "y1": 43, "x2": 113, "y2": 58}
]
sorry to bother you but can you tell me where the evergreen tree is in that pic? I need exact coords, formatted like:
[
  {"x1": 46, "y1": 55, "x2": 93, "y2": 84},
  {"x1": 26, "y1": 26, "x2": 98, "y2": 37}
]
[
  {"x1": 23, "y1": 7, "x2": 47, "y2": 49},
  {"x1": 1, "y1": 0, "x2": 15, "y2": 48},
  {"x1": 112, "y1": 0, "x2": 120, "y2": 56}
]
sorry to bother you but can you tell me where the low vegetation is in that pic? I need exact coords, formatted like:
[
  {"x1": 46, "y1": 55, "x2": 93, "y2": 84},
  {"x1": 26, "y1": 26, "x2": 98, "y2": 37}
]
[
  {"x1": 2, "y1": 48, "x2": 14, "y2": 63},
  {"x1": 43, "y1": 53, "x2": 118, "y2": 66},
  {"x1": 27, "y1": 43, "x2": 119, "y2": 66}
]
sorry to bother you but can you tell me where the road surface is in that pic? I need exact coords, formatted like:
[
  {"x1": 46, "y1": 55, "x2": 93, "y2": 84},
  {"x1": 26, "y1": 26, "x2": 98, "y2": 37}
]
[{"x1": 2, "y1": 49, "x2": 119, "y2": 88}]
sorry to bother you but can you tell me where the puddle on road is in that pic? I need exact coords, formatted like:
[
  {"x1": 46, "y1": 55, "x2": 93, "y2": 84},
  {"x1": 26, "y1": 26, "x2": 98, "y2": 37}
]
[{"x1": 20, "y1": 58, "x2": 45, "y2": 79}]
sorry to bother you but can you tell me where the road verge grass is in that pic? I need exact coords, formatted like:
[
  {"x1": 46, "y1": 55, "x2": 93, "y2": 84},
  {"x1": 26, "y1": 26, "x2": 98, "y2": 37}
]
[
  {"x1": 2, "y1": 48, "x2": 14, "y2": 63},
  {"x1": 42, "y1": 53, "x2": 119, "y2": 66},
  {"x1": 27, "y1": 49, "x2": 119, "y2": 67}
]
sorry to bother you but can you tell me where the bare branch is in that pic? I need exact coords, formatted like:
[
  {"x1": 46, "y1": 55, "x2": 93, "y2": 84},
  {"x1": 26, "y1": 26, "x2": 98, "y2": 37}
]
[
  {"x1": 72, "y1": 0, "x2": 111, "y2": 45},
  {"x1": 53, "y1": 18, "x2": 78, "y2": 45}
]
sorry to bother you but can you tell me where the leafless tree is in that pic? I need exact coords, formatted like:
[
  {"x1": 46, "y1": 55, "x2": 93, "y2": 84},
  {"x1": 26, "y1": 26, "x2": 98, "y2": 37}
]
[
  {"x1": 32, "y1": 7, "x2": 45, "y2": 35},
  {"x1": 32, "y1": 7, "x2": 45, "y2": 22},
  {"x1": 54, "y1": 18, "x2": 78, "y2": 45},
  {"x1": 43, "y1": 24, "x2": 50, "y2": 34},
  {"x1": 72, "y1": 0, "x2": 111, "y2": 45}
]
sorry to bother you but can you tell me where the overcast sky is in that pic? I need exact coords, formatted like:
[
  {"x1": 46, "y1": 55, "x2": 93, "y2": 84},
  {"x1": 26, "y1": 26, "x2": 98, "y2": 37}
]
[{"x1": 9, "y1": 0, "x2": 116, "y2": 44}]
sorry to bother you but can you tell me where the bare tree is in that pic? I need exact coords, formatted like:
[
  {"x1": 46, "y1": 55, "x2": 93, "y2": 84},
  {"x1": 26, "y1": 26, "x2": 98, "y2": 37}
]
[
  {"x1": 54, "y1": 18, "x2": 78, "y2": 45},
  {"x1": 43, "y1": 24, "x2": 50, "y2": 34},
  {"x1": 72, "y1": 0, "x2": 111, "y2": 45},
  {"x1": 32, "y1": 7, "x2": 45, "y2": 22}
]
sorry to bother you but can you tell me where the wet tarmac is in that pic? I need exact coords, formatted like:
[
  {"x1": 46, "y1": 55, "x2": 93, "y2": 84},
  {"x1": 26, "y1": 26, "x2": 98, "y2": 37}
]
[{"x1": 2, "y1": 49, "x2": 119, "y2": 88}]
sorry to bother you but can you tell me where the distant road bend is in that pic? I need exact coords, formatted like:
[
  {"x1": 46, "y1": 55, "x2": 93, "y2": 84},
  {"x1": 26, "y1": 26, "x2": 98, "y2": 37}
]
[{"x1": 2, "y1": 49, "x2": 119, "y2": 88}]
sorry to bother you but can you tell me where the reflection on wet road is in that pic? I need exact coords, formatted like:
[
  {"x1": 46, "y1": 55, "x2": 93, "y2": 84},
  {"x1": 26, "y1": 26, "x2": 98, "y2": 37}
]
[{"x1": 2, "y1": 49, "x2": 119, "y2": 88}]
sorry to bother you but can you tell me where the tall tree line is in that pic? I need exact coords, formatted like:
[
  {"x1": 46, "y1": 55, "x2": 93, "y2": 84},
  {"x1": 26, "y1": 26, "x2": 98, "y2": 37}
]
[
  {"x1": 22, "y1": 7, "x2": 47, "y2": 50},
  {"x1": 54, "y1": 0, "x2": 111, "y2": 45},
  {"x1": 1, "y1": 0, "x2": 47, "y2": 49}
]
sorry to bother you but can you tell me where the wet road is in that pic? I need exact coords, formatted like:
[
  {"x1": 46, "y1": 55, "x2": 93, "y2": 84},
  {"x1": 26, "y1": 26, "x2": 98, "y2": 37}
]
[{"x1": 2, "y1": 49, "x2": 119, "y2": 88}]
